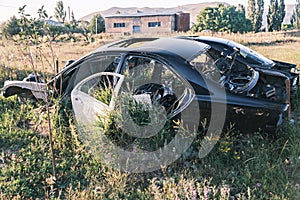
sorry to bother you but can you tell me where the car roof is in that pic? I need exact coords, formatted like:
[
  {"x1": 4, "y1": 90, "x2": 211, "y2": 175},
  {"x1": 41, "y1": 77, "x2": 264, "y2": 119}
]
[
  {"x1": 194, "y1": 36, "x2": 230, "y2": 44},
  {"x1": 178, "y1": 36, "x2": 233, "y2": 47},
  {"x1": 94, "y1": 37, "x2": 210, "y2": 62}
]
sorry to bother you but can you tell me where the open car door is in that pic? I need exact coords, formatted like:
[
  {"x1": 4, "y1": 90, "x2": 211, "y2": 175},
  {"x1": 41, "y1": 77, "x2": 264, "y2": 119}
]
[{"x1": 71, "y1": 72, "x2": 124, "y2": 124}]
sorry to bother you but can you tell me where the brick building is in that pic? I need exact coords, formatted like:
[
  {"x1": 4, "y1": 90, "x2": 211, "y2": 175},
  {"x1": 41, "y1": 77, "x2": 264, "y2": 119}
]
[{"x1": 105, "y1": 12, "x2": 190, "y2": 34}]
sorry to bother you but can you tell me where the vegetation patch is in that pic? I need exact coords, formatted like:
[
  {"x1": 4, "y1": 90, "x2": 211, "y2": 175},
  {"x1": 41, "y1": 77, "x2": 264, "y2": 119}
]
[{"x1": 0, "y1": 92, "x2": 299, "y2": 199}]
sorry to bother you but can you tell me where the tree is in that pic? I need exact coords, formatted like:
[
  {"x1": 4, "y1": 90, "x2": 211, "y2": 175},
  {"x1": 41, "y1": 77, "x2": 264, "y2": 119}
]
[
  {"x1": 247, "y1": 0, "x2": 264, "y2": 32},
  {"x1": 267, "y1": 0, "x2": 284, "y2": 31},
  {"x1": 192, "y1": 7, "x2": 221, "y2": 32},
  {"x1": 70, "y1": 11, "x2": 77, "y2": 27},
  {"x1": 247, "y1": 0, "x2": 256, "y2": 31},
  {"x1": 267, "y1": 0, "x2": 278, "y2": 31},
  {"x1": 17, "y1": 5, "x2": 46, "y2": 40},
  {"x1": 218, "y1": 4, "x2": 231, "y2": 32},
  {"x1": 0, "y1": 16, "x2": 21, "y2": 38},
  {"x1": 54, "y1": 1, "x2": 66, "y2": 23},
  {"x1": 62, "y1": 10, "x2": 79, "y2": 41},
  {"x1": 45, "y1": 25, "x2": 68, "y2": 41},
  {"x1": 278, "y1": 0, "x2": 286, "y2": 27},
  {"x1": 192, "y1": 4, "x2": 251, "y2": 33},
  {"x1": 78, "y1": 22, "x2": 93, "y2": 44},
  {"x1": 89, "y1": 14, "x2": 105, "y2": 34},
  {"x1": 255, "y1": 0, "x2": 264, "y2": 32},
  {"x1": 291, "y1": 0, "x2": 300, "y2": 29},
  {"x1": 236, "y1": 4, "x2": 253, "y2": 33}
]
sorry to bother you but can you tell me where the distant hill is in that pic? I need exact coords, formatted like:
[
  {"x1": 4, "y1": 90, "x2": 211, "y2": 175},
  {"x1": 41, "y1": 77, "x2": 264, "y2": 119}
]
[{"x1": 80, "y1": 2, "x2": 296, "y2": 27}]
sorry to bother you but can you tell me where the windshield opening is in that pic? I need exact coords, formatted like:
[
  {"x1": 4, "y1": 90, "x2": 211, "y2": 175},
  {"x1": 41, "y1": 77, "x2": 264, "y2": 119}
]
[{"x1": 231, "y1": 41, "x2": 275, "y2": 67}]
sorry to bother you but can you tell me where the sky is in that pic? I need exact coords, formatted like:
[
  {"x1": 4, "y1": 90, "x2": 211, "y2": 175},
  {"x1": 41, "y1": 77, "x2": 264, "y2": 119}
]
[{"x1": 0, "y1": 0, "x2": 298, "y2": 22}]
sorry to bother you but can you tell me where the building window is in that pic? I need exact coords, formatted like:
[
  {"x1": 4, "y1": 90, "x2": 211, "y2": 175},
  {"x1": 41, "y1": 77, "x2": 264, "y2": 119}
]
[
  {"x1": 148, "y1": 22, "x2": 161, "y2": 27},
  {"x1": 114, "y1": 23, "x2": 125, "y2": 28}
]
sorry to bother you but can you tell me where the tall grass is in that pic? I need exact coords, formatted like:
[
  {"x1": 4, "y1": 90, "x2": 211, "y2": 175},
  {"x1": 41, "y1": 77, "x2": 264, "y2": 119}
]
[{"x1": 0, "y1": 95, "x2": 299, "y2": 199}]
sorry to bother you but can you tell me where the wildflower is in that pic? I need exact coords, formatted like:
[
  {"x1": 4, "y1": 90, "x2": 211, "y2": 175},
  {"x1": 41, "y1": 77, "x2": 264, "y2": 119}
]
[{"x1": 234, "y1": 151, "x2": 241, "y2": 160}]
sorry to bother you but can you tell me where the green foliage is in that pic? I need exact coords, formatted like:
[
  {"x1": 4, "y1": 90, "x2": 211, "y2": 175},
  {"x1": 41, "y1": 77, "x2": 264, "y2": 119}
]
[
  {"x1": 291, "y1": 0, "x2": 300, "y2": 29},
  {"x1": 16, "y1": 5, "x2": 47, "y2": 46},
  {"x1": 89, "y1": 14, "x2": 105, "y2": 34},
  {"x1": 192, "y1": 7, "x2": 220, "y2": 33},
  {"x1": 0, "y1": 4, "x2": 49, "y2": 39},
  {"x1": 282, "y1": 23, "x2": 293, "y2": 31},
  {"x1": 268, "y1": 0, "x2": 285, "y2": 31},
  {"x1": 192, "y1": 4, "x2": 251, "y2": 33},
  {"x1": 0, "y1": 3, "x2": 100, "y2": 42},
  {"x1": 247, "y1": 0, "x2": 264, "y2": 32},
  {"x1": 54, "y1": 1, "x2": 66, "y2": 23},
  {"x1": 0, "y1": 6, "x2": 47, "y2": 40},
  {"x1": 247, "y1": 0, "x2": 256, "y2": 30},
  {"x1": 0, "y1": 96, "x2": 104, "y2": 198},
  {"x1": 0, "y1": 92, "x2": 299, "y2": 198},
  {"x1": 0, "y1": 4, "x2": 100, "y2": 43},
  {"x1": 77, "y1": 22, "x2": 93, "y2": 44},
  {"x1": 268, "y1": 0, "x2": 279, "y2": 31},
  {"x1": 45, "y1": 25, "x2": 68, "y2": 41},
  {"x1": 256, "y1": 0, "x2": 264, "y2": 32},
  {"x1": 92, "y1": 86, "x2": 112, "y2": 105},
  {"x1": 70, "y1": 11, "x2": 77, "y2": 28},
  {"x1": 279, "y1": 0, "x2": 286, "y2": 27},
  {"x1": 0, "y1": 16, "x2": 21, "y2": 38}
]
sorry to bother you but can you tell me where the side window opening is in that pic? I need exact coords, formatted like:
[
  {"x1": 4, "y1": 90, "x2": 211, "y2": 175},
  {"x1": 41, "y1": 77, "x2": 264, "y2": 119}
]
[
  {"x1": 190, "y1": 53, "x2": 221, "y2": 83},
  {"x1": 79, "y1": 74, "x2": 116, "y2": 105},
  {"x1": 121, "y1": 55, "x2": 194, "y2": 118},
  {"x1": 66, "y1": 54, "x2": 121, "y2": 94},
  {"x1": 71, "y1": 72, "x2": 125, "y2": 124}
]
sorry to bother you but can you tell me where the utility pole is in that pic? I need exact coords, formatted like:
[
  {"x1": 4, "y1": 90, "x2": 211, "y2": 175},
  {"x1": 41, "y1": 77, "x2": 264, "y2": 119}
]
[{"x1": 68, "y1": 6, "x2": 70, "y2": 21}]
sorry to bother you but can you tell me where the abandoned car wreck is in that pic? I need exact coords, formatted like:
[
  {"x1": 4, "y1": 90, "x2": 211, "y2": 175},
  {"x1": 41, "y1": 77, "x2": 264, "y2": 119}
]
[{"x1": 2, "y1": 37, "x2": 299, "y2": 133}]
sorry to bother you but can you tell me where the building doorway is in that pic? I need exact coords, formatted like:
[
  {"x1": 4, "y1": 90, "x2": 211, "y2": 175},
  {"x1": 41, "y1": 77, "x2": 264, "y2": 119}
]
[{"x1": 133, "y1": 26, "x2": 141, "y2": 33}]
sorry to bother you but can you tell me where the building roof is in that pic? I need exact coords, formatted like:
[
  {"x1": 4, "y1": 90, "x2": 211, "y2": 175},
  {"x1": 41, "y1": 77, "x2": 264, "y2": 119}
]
[
  {"x1": 105, "y1": 11, "x2": 186, "y2": 18},
  {"x1": 45, "y1": 19, "x2": 64, "y2": 26}
]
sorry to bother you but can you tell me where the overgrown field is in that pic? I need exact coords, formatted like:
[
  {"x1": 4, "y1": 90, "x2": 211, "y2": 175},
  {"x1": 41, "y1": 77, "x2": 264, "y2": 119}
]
[{"x1": 0, "y1": 31, "x2": 300, "y2": 199}]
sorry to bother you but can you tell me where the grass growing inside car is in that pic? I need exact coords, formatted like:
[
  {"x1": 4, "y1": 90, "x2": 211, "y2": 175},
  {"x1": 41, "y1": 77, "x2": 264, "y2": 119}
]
[
  {"x1": 0, "y1": 31, "x2": 300, "y2": 199},
  {"x1": 92, "y1": 86, "x2": 113, "y2": 105}
]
